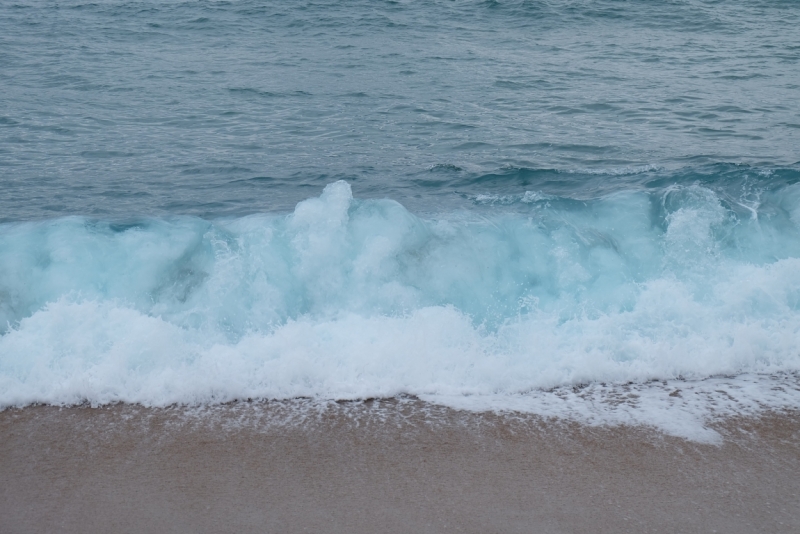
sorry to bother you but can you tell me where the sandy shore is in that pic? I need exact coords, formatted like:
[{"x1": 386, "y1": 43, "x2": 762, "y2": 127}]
[{"x1": 1, "y1": 400, "x2": 798, "y2": 534}]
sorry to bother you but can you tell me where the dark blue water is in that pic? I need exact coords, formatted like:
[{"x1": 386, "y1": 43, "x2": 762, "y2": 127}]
[
  {"x1": 2, "y1": 1, "x2": 800, "y2": 422},
  {"x1": 2, "y1": 0, "x2": 798, "y2": 220}
]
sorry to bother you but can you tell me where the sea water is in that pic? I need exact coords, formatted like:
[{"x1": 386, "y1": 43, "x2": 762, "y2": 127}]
[{"x1": 1, "y1": 0, "x2": 799, "y2": 440}]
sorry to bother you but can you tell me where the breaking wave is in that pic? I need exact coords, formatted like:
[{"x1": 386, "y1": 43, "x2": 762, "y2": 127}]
[{"x1": 2, "y1": 179, "x2": 800, "y2": 439}]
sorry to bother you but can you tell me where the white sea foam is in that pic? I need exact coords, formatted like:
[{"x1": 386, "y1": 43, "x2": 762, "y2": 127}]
[{"x1": 1, "y1": 181, "x2": 800, "y2": 440}]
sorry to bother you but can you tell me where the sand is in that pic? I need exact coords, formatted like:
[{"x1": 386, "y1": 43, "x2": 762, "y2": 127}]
[{"x1": 1, "y1": 400, "x2": 798, "y2": 534}]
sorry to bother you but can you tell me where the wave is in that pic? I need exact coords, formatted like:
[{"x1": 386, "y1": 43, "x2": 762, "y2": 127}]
[
  {"x1": 1, "y1": 180, "x2": 800, "y2": 438},
  {"x1": 439, "y1": 163, "x2": 800, "y2": 200}
]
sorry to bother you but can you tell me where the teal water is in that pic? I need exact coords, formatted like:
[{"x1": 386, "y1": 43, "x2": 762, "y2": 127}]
[
  {"x1": 1, "y1": 1, "x2": 799, "y2": 426},
  {"x1": 1, "y1": 0, "x2": 798, "y2": 219}
]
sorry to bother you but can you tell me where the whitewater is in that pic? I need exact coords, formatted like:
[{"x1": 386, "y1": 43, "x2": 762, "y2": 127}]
[{"x1": 1, "y1": 178, "x2": 798, "y2": 440}]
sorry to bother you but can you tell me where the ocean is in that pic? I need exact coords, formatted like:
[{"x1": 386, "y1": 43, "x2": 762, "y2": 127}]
[{"x1": 1, "y1": 0, "x2": 799, "y2": 441}]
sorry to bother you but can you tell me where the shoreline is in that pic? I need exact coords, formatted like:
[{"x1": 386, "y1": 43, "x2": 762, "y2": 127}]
[{"x1": 2, "y1": 400, "x2": 799, "y2": 533}]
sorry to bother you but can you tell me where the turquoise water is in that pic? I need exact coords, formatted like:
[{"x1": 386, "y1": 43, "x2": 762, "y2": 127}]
[{"x1": 1, "y1": 1, "x2": 799, "y2": 427}]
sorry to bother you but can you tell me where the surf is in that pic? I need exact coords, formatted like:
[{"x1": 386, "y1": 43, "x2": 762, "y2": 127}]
[{"x1": 1, "y1": 179, "x2": 799, "y2": 438}]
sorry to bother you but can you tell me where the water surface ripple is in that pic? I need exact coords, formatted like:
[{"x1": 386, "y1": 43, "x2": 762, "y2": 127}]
[{"x1": 1, "y1": 0, "x2": 798, "y2": 219}]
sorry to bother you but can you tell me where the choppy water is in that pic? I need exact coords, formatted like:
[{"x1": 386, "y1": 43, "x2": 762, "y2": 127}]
[{"x1": 1, "y1": 1, "x2": 799, "y2": 438}]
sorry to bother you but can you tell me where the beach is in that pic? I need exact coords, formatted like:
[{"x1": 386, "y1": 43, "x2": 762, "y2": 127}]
[
  {"x1": 2, "y1": 401, "x2": 798, "y2": 534},
  {"x1": 2, "y1": 1, "x2": 800, "y2": 532}
]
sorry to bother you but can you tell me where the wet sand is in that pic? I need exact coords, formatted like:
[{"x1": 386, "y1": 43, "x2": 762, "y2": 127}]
[{"x1": 1, "y1": 400, "x2": 798, "y2": 534}]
